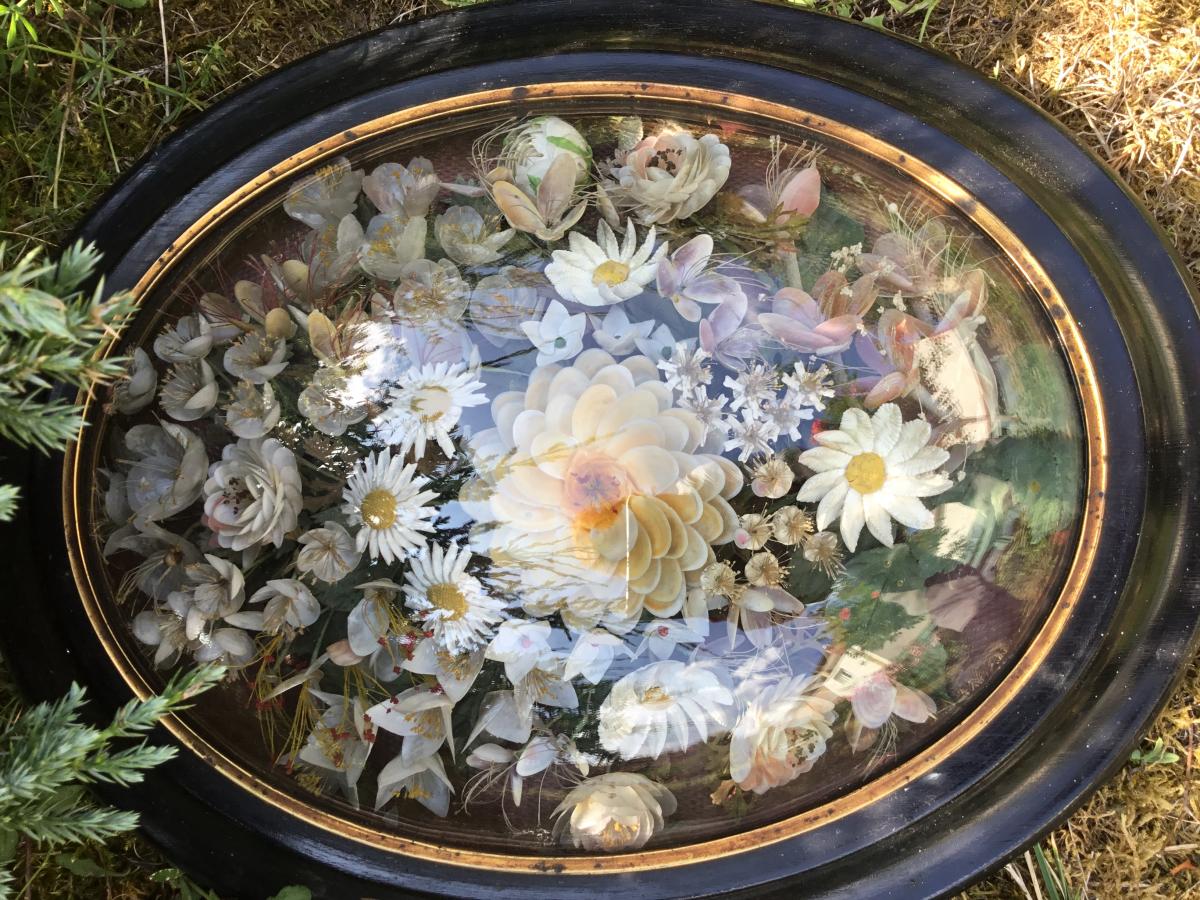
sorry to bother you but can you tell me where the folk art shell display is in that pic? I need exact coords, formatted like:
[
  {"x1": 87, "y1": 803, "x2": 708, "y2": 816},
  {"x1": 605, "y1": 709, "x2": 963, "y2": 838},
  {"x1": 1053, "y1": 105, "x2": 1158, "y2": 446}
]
[{"x1": 86, "y1": 111, "x2": 1092, "y2": 857}]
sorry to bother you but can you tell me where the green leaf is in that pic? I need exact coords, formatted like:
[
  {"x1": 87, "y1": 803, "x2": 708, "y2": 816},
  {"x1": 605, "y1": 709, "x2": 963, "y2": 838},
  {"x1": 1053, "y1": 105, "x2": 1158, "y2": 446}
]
[
  {"x1": 52, "y1": 851, "x2": 114, "y2": 877},
  {"x1": 963, "y1": 430, "x2": 1081, "y2": 543},
  {"x1": 0, "y1": 829, "x2": 17, "y2": 865},
  {"x1": 1033, "y1": 844, "x2": 1063, "y2": 900},
  {"x1": 900, "y1": 639, "x2": 947, "y2": 689},
  {"x1": 797, "y1": 199, "x2": 865, "y2": 285},
  {"x1": 526, "y1": 174, "x2": 541, "y2": 192},
  {"x1": 545, "y1": 135, "x2": 591, "y2": 160},
  {"x1": 268, "y1": 887, "x2": 314, "y2": 900},
  {"x1": 829, "y1": 598, "x2": 922, "y2": 652}
]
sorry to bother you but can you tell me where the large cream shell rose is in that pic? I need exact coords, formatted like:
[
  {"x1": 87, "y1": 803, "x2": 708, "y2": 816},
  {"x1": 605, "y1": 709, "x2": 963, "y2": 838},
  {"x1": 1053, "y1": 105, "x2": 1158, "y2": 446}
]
[{"x1": 464, "y1": 348, "x2": 742, "y2": 631}]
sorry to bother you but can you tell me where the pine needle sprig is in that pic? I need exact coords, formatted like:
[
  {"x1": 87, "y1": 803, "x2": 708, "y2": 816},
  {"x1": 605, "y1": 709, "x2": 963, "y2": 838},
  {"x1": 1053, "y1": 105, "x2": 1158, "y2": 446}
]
[
  {"x1": 0, "y1": 664, "x2": 225, "y2": 871},
  {"x1": 0, "y1": 239, "x2": 137, "y2": 521}
]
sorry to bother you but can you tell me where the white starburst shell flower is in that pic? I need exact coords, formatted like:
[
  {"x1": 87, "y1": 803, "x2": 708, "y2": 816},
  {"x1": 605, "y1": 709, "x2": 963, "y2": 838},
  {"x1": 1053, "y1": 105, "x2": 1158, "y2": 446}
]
[
  {"x1": 342, "y1": 449, "x2": 439, "y2": 565},
  {"x1": 402, "y1": 542, "x2": 504, "y2": 655},
  {"x1": 551, "y1": 772, "x2": 677, "y2": 851},
  {"x1": 597, "y1": 659, "x2": 737, "y2": 760},
  {"x1": 520, "y1": 299, "x2": 585, "y2": 366},
  {"x1": 296, "y1": 521, "x2": 361, "y2": 584},
  {"x1": 545, "y1": 219, "x2": 667, "y2": 307},
  {"x1": 372, "y1": 361, "x2": 488, "y2": 460},
  {"x1": 728, "y1": 674, "x2": 836, "y2": 795},
  {"x1": 202, "y1": 438, "x2": 302, "y2": 551},
  {"x1": 797, "y1": 403, "x2": 952, "y2": 551}
]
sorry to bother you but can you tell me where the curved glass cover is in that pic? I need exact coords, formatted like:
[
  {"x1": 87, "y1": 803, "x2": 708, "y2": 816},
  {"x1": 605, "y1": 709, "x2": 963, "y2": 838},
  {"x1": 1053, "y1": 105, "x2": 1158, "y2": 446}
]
[{"x1": 89, "y1": 104, "x2": 1084, "y2": 855}]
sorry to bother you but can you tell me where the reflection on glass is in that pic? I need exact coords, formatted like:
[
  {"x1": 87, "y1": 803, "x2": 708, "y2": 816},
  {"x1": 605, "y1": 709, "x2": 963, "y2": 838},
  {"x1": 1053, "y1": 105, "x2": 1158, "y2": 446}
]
[{"x1": 95, "y1": 112, "x2": 1083, "y2": 854}]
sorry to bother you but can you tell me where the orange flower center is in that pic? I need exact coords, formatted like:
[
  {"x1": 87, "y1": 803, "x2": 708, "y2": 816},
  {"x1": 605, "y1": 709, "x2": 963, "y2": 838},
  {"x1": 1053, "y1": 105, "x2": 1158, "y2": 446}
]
[{"x1": 563, "y1": 452, "x2": 630, "y2": 531}]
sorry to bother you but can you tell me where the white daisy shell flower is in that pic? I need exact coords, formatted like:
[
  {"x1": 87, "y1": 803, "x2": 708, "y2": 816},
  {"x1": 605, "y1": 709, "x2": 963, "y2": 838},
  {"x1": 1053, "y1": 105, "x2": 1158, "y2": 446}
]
[
  {"x1": 158, "y1": 359, "x2": 219, "y2": 422},
  {"x1": 551, "y1": 772, "x2": 676, "y2": 851},
  {"x1": 250, "y1": 578, "x2": 321, "y2": 635},
  {"x1": 463, "y1": 349, "x2": 742, "y2": 631},
  {"x1": 607, "y1": 129, "x2": 731, "y2": 225},
  {"x1": 520, "y1": 299, "x2": 585, "y2": 366},
  {"x1": 435, "y1": 205, "x2": 515, "y2": 267},
  {"x1": 373, "y1": 361, "x2": 488, "y2": 460},
  {"x1": 202, "y1": 437, "x2": 302, "y2": 551},
  {"x1": 797, "y1": 403, "x2": 952, "y2": 551},
  {"x1": 296, "y1": 522, "x2": 361, "y2": 584},
  {"x1": 223, "y1": 332, "x2": 288, "y2": 384},
  {"x1": 545, "y1": 219, "x2": 666, "y2": 307},
  {"x1": 153, "y1": 314, "x2": 213, "y2": 363},
  {"x1": 342, "y1": 449, "x2": 439, "y2": 565},
  {"x1": 113, "y1": 348, "x2": 158, "y2": 413},
  {"x1": 728, "y1": 674, "x2": 836, "y2": 795},
  {"x1": 597, "y1": 660, "x2": 737, "y2": 760},
  {"x1": 403, "y1": 542, "x2": 504, "y2": 655},
  {"x1": 224, "y1": 379, "x2": 282, "y2": 439},
  {"x1": 283, "y1": 157, "x2": 364, "y2": 229},
  {"x1": 123, "y1": 423, "x2": 206, "y2": 521}
]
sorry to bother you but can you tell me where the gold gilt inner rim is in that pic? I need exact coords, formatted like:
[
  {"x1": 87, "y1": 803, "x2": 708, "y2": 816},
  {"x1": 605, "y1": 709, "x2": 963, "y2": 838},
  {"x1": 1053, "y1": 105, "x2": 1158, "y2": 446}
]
[{"x1": 61, "y1": 81, "x2": 1107, "y2": 874}]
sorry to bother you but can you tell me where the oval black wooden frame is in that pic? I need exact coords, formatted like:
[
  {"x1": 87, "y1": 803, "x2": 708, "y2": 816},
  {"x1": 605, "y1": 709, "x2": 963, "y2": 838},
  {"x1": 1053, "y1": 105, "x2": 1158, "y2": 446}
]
[{"x1": 2, "y1": 1, "x2": 1199, "y2": 897}]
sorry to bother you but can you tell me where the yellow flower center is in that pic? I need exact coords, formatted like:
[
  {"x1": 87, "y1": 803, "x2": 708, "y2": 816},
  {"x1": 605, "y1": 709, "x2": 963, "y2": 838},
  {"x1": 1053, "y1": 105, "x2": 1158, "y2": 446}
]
[
  {"x1": 427, "y1": 582, "x2": 467, "y2": 620},
  {"x1": 598, "y1": 819, "x2": 638, "y2": 850},
  {"x1": 361, "y1": 488, "x2": 398, "y2": 530},
  {"x1": 640, "y1": 685, "x2": 673, "y2": 708},
  {"x1": 409, "y1": 385, "x2": 453, "y2": 423},
  {"x1": 845, "y1": 451, "x2": 887, "y2": 494},
  {"x1": 592, "y1": 260, "x2": 631, "y2": 287}
]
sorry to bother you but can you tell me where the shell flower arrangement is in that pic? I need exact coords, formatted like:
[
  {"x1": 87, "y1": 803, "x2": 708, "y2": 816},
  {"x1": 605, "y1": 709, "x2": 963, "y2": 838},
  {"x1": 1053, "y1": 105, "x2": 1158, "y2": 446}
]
[{"x1": 97, "y1": 114, "x2": 1078, "y2": 853}]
